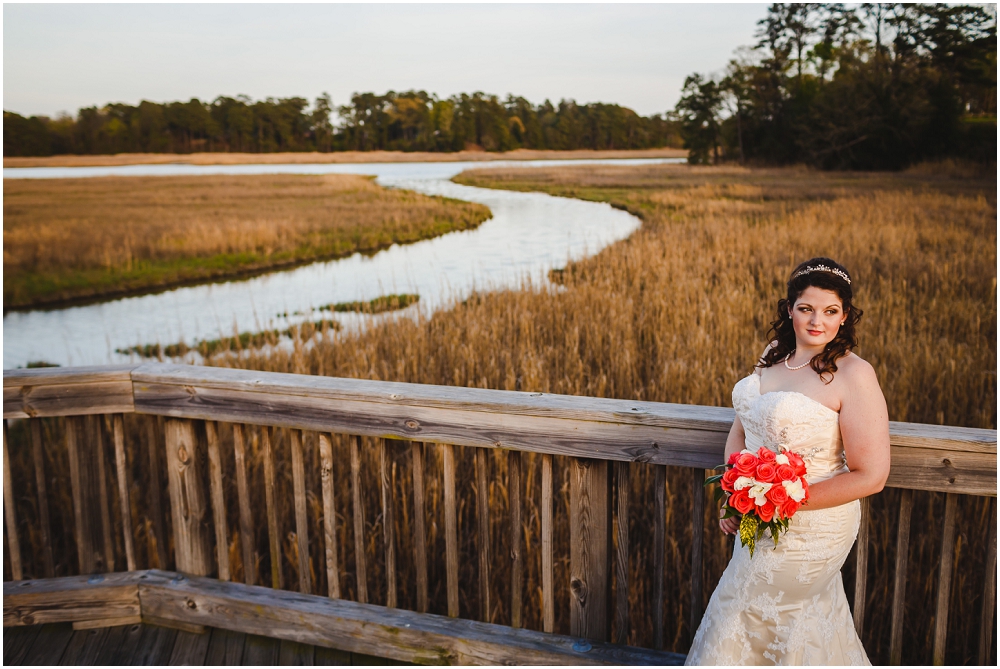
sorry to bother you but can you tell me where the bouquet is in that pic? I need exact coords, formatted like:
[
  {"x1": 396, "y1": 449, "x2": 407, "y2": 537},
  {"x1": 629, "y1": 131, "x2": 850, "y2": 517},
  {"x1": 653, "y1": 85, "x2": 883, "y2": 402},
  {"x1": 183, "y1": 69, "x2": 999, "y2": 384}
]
[{"x1": 705, "y1": 447, "x2": 810, "y2": 557}]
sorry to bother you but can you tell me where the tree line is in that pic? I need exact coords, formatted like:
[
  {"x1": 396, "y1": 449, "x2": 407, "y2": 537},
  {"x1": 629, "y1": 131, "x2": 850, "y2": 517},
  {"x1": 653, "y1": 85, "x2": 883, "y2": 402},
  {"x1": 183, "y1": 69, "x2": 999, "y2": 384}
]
[
  {"x1": 672, "y1": 3, "x2": 996, "y2": 169},
  {"x1": 3, "y1": 91, "x2": 681, "y2": 157}
]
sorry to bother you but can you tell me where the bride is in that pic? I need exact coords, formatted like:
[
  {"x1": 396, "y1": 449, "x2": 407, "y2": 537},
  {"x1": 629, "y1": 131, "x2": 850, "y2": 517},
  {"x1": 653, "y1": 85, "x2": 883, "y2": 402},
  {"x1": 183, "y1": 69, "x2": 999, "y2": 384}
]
[{"x1": 685, "y1": 257, "x2": 891, "y2": 666}]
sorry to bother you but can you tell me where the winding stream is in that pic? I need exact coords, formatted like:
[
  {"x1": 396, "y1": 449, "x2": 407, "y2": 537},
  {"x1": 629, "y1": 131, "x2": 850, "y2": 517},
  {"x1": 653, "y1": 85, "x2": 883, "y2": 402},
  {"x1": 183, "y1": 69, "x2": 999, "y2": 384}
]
[{"x1": 3, "y1": 158, "x2": 680, "y2": 369}]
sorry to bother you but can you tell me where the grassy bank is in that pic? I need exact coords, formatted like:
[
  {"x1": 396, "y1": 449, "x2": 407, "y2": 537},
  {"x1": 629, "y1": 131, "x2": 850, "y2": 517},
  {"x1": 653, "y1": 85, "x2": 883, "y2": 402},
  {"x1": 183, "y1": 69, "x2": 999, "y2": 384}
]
[
  {"x1": 3, "y1": 174, "x2": 490, "y2": 309},
  {"x1": 3, "y1": 147, "x2": 686, "y2": 169}
]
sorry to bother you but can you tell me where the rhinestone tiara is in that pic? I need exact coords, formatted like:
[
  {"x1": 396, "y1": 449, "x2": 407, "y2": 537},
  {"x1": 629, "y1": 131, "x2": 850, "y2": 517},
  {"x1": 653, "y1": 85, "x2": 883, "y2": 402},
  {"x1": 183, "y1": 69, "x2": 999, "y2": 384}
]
[{"x1": 791, "y1": 264, "x2": 851, "y2": 285}]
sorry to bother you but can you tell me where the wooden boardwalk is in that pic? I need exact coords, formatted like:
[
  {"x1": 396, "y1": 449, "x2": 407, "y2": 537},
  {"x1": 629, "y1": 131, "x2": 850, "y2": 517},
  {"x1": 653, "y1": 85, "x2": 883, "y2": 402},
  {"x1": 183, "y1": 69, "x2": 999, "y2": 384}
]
[{"x1": 3, "y1": 623, "x2": 405, "y2": 666}]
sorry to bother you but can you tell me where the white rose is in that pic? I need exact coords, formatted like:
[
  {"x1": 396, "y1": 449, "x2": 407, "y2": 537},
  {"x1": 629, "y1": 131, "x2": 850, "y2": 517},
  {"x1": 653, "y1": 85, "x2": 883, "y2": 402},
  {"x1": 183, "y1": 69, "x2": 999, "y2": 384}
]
[
  {"x1": 733, "y1": 476, "x2": 755, "y2": 491},
  {"x1": 782, "y1": 479, "x2": 806, "y2": 502},
  {"x1": 775, "y1": 453, "x2": 790, "y2": 465},
  {"x1": 748, "y1": 480, "x2": 773, "y2": 506}
]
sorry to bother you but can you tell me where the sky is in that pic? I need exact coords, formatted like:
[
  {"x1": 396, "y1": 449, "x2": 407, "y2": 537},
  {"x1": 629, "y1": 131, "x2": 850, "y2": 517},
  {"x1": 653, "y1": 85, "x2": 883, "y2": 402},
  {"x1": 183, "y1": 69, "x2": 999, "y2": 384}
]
[{"x1": 3, "y1": 2, "x2": 767, "y2": 119}]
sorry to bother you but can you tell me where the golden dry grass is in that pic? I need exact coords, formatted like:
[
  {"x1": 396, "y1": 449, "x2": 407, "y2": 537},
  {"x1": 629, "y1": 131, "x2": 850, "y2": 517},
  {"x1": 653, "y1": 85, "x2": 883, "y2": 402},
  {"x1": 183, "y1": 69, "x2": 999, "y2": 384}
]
[
  {"x1": 2, "y1": 147, "x2": 687, "y2": 169},
  {"x1": 4, "y1": 164, "x2": 995, "y2": 664},
  {"x1": 3, "y1": 174, "x2": 490, "y2": 308}
]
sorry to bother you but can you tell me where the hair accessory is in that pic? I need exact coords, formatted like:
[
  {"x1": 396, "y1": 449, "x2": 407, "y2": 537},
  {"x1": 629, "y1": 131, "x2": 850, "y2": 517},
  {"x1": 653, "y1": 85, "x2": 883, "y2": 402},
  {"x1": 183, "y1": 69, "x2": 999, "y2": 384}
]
[{"x1": 791, "y1": 264, "x2": 851, "y2": 285}]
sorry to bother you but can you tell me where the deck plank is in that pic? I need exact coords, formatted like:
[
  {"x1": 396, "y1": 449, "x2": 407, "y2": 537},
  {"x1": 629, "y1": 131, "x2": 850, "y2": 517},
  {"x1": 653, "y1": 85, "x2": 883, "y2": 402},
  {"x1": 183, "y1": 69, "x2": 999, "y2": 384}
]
[
  {"x1": 130, "y1": 625, "x2": 178, "y2": 665},
  {"x1": 169, "y1": 630, "x2": 213, "y2": 665},
  {"x1": 4, "y1": 624, "x2": 42, "y2": 664},
  {"x1": 93, "y1": 623, "x2": 144, "y2": 665},
  {"x1": 21, "y1": 622, "x2": 75, "y2": 666},
  {"x1": 313, "y1": 646, "x2": 352, "y2": 666},
  {"x1": 243, "y1": 633, "x2": 280, "y2": 665},
  {"x1": 59, "y1": 626, "x2": 111, "y2": 665},
  {"x1": 278, "y1": 639, "x2": 315, "y2": 665},
  {"x1": 205, "y1": 628, "x2": 246, "y2": 665}
]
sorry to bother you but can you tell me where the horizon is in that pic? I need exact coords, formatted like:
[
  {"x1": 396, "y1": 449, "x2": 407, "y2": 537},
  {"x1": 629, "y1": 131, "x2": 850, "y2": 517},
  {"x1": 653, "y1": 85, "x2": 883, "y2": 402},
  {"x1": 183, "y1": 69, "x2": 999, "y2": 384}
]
[{"x1": 3, "y1": 3, "x2": 766, "y2": 119}]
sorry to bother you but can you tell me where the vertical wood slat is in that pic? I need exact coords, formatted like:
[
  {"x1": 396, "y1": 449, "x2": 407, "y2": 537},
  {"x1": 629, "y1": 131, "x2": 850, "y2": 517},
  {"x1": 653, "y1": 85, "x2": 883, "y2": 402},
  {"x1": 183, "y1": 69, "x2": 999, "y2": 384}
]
[
  {"x1": 291, "y1": 430, "x2": 312, "y2": 595},
  {"x1": 979, "y1": 496, "x2": 997, "y2": 666},
  {"x1": 30, "y1": 420, "x2": 55, "y2": 578},
  {"x1": 653, "y1": 465, "x2": 666, "y2": 651},
  {"x1": 318, "y1": 434, "x2": 340, "y2": 599},
  {"x1": 541, "y1": 453, "x2": 554, "y2": 634},
  {"x1": 379, "y1": 439, "x2": 396, "y2": 608},
  {"x1": 932, "y1": 493, "x2": 958, "y2": 665},
  {"x1": 475, "y1": 448, "x2": 491, "y2": 623},
  {"x1": 442, "y1": 443, "x2": 459, "y2": 618},
  {"x1": 614, "y1": 461, "x2": 630, "y2": 645},
  {"x1": 95, "y1": 417, "x2": 115, "y2": 572},
  {"x1": 262, "y1": 426, "x2": 283, "y2": 590},
  {"x1": 350, "y1": 435, "x2": 367, "y2": 604},
  {"x1": 232, "y1": 424, "x2": 256, "y2": 586},
  {"x1": 145, "y1": 416, "x2": 169, "y2": 572},
  {"x1": 854, "y1": 496, "x2": 871, "y2": 636},
  {"x1": 570, "y1": 457, "x2": 612, "y2": 642},
  {"x1": 3, "y1": 420, "x2": 23, "y2": 581},
  {"x1": 689, "y1": 468, "x2": 706, "y2": 640},
  {"x1": 163, "y1": 418, "x2": 212, "y2": 576},
  {"x1": 410, "y1": 442, "x2": 428, "y2": 613},
  {"x1": 66, "y1": 416, "x2": 108, "y2": 574},
  {"x1": 509, "y1": 450, "x2": 523, "y2": 629},
  {"x1": 65, "y1": 417, "x2": 88, "y2": 573},
  {"x1": 205, "y1": 421, "x2": 229, "y2": 581},
  {"x1": 889, "y1": 488, "x2": 914, "y2": 665},
  {"x1": 112, "y1": 414, "x2": 137, "y2": 572}
]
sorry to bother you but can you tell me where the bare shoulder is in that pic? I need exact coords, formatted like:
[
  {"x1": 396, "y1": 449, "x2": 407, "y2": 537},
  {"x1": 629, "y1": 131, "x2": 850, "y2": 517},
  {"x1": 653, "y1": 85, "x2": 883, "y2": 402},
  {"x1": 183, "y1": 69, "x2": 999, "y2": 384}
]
[{"x1": 835, "y1": 353, "x2": 881, "y2": 392}]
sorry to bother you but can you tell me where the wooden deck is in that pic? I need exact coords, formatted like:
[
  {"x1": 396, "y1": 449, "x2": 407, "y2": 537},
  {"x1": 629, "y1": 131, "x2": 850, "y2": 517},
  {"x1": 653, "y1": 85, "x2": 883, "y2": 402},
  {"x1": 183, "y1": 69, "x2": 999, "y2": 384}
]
[{"x1": 3, "y1": 622, "x2": 404, "y2": 666}]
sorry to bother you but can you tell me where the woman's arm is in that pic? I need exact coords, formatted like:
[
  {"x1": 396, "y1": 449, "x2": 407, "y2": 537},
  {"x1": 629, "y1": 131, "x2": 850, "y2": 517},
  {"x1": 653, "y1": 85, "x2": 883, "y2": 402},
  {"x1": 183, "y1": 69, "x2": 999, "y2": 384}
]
[
  {"x1": 719, "y1": 415, "x2": 747, "y2": 534},
  {"x1": 798, "y1": 360, "x2": 891, "y2": 511}
]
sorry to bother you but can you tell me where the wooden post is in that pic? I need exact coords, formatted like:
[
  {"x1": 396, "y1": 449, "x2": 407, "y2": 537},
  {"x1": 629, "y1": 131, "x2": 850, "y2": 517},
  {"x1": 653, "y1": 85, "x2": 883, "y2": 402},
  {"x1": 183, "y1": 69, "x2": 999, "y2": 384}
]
[
  {"x1": 94, "y1": 416, "x2": 116, "y2": 572},
  {"x1": 205, "y1": 421, "x2": 229, "y2": 581},
  {"x1": 291, "y1": 430, "x2": 312, "y2": 594},
  {"x1": 442, "y1": 443, "x2": 459, "y2": 618},
  {"x1": 932, "y1": 493, "x2": 957, "y2": 665},
  {"x1": 653, "y1": 465, "x2": 666, "y2": 651},
  {"x1": 66, "y1": 416, "x2": 107, "y2": 574},
  {"x1": 145, "y1": 415, "x2": 169, "y2": 572},
  {"x1": 112, "y1": 414, "x2": 137, "y2": 571},
  {"x1": 411, "y1": 442, "x2": 428, "y2": 613},
  {"x1": 979, "y1": 496, "x2": 996, "y2": 666},
  {"x1": 854, "y1": 496, "x2": 871, "y2": 637},
  {"x1": 614, "y1": 461, "x2": 630, "y2": 645},
  {"x1": 569, "y1": 457, "x2": 612, "y2": 642},
  {"x1": 541, "y1": 453, "x2": 554, "y2": 634},
  {"x1": 3, "y1": 420, "x2": 23, "y2": 580},
  {"x1": 350, "y1": 435, "x2": 367, "y2": 604},
  {"x1": 163, "y1": 418, "x2": 212, "y2": 576},
  {"x1": 232, "y1": 424, "x2": 256, "y2": 586},
  {"x1": 889, "y1": 488, "x2": 914, "y2": 665},
  {"x1": 509, "y1": 450, "x2": 523, "y2": 629},
  {"x1": 689, "y1": 468, "x2": 706, "y2": 640},
  {"x1": 262, "y1": 426, "x2": 283, "y2": 590},
  {"x1": 379, "y1": 439, "x2": 396, "y2": 608},
  {"x1": 30, "y1": 420, "x2": 55, "y2": 578},
  {"x1": 475, "y1": 448, "x2": 491, "y2": 623},
  {"x1": 318, "y1": 434, "x2": 340, "y2": 599}
]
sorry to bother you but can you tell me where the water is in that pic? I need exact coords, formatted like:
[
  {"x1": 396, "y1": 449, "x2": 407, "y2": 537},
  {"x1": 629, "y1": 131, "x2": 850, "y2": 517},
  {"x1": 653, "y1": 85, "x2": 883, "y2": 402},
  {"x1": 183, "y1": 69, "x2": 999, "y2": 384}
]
[{"x1": 3, "y1": 158, "x2": 681, "y2": 369}]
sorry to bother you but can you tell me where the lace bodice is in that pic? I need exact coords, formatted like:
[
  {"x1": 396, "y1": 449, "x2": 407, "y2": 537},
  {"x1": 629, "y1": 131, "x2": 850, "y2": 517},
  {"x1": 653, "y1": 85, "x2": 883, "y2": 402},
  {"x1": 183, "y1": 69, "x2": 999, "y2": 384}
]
[{"x1": 732, "y1": 373, "x2": 850, "y2": 485}]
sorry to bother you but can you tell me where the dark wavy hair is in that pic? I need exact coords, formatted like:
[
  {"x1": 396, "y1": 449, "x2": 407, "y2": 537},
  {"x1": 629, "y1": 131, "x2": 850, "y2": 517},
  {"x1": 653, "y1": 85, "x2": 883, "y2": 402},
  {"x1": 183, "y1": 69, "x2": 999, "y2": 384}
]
[{"x1": 756, "y1": 257, "x2": 863, "y2": 383}]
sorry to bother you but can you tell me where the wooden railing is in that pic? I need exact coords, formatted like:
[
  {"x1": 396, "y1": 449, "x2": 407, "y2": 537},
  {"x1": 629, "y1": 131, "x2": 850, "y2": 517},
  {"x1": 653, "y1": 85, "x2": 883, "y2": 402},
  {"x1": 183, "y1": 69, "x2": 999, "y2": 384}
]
[{"x1": 3, "y1": 363, "x2": 996, "y2": 665}]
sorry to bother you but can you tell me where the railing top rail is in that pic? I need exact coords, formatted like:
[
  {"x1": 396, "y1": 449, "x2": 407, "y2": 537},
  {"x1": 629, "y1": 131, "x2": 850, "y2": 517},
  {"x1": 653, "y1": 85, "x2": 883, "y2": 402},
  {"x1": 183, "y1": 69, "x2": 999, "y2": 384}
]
[{"x1": 4, "y1": 362, "x2": 996, "y2": 495}]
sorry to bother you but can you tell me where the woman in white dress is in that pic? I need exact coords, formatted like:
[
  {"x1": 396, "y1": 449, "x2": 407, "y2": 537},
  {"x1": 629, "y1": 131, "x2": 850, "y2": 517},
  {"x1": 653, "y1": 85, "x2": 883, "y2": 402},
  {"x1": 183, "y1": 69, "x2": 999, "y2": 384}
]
[{"x1": 686, "y1": 257, "x2": 891, "y2": 666}]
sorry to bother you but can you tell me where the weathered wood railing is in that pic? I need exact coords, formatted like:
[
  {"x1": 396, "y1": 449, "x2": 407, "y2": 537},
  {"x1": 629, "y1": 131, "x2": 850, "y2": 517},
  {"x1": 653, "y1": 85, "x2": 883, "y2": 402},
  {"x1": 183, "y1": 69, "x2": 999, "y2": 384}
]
[{"x1": 3, "y1": 363, "x2": 996, "y2": 665}]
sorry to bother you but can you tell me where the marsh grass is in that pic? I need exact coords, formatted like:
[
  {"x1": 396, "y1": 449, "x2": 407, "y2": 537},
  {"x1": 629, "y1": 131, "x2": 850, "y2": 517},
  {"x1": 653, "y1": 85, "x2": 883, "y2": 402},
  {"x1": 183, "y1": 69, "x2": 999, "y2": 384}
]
[
  {"x1": 3, "y1": 174, "x2": 489, "y2": 309},
  {"x1": 4, "y1": 164, "x2": 995, "y2": 663}
]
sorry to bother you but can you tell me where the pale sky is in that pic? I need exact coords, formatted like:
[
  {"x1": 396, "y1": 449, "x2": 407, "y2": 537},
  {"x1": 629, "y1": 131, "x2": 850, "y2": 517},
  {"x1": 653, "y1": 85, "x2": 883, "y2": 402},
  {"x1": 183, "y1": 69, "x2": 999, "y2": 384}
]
[{"x1": 3, "y1": 2, "x2": 767, "y2": 119}]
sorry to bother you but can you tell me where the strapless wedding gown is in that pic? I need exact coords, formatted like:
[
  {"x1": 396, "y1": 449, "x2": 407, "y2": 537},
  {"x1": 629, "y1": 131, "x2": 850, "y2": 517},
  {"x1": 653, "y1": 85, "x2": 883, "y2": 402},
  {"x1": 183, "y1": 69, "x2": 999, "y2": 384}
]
[{"x1": 685, "y1": 373, "x2": 870, "y2": 666}]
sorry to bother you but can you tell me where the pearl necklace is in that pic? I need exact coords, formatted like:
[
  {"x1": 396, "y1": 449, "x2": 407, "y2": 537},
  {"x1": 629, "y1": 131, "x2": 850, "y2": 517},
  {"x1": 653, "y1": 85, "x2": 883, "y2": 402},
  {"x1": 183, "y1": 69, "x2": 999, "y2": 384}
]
[{"x1": 784, "y1": 351, "x2": 811, "y2": 370}]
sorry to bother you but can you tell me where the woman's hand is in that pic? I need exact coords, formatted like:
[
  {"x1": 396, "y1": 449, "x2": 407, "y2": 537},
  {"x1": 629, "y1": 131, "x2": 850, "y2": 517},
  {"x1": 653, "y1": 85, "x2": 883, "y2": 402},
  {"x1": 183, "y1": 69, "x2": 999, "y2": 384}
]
[{"x1": 719, "y1": 508, "x2": 740, "y2": 535}]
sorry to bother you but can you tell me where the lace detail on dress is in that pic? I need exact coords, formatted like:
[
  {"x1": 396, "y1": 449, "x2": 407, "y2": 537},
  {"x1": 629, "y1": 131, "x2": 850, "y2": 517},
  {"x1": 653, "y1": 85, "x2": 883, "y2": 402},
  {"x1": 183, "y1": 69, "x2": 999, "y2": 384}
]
[{"x1": 684, "y1": 374, "x2": 869, "y2": 666}]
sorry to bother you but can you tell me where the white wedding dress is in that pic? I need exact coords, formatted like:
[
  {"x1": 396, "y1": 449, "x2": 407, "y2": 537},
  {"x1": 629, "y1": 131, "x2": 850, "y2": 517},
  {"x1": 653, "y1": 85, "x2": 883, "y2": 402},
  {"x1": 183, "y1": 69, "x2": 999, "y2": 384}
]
[{"x1": 685, "y1": 373, "x2": 870, "y2": 666}]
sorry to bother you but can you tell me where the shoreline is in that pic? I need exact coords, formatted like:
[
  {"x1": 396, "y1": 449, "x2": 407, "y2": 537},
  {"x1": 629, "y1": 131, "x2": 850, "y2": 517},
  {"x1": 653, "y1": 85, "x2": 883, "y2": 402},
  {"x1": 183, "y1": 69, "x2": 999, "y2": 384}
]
[{"x1": 3, "y1": 147, "x2": 687, "y2": 169}]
